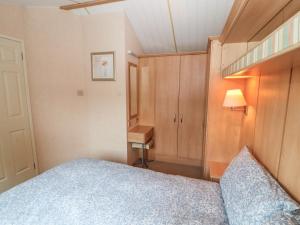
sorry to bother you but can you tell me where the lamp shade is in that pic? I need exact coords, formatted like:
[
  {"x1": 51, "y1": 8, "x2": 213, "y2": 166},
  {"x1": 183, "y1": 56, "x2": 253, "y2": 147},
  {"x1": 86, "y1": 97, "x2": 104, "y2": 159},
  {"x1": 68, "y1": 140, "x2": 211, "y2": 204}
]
[{"x1": 223, "y1": 89, "x2": 247, "y2": 108}]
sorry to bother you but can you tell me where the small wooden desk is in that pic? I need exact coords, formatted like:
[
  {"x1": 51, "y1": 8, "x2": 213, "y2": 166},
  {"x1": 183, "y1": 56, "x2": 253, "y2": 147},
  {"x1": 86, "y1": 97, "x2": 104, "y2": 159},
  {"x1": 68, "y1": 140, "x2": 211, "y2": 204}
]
[
  {"x1": 208, "y1": 161, "x2": 229, "y2": 182},
  {"x1": 128, "y1": 125, "x2": 154, "y2": 168},
  {"x1": 128, "y1": 125, "x2": 153, "y2": 144}
]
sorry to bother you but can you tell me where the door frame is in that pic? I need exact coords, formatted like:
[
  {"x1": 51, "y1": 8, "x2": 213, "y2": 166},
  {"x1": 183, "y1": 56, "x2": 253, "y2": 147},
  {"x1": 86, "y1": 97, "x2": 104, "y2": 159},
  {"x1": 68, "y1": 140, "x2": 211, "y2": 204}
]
[{"x1": 0, "y1": 34, "x2": 39, "y2": 175}]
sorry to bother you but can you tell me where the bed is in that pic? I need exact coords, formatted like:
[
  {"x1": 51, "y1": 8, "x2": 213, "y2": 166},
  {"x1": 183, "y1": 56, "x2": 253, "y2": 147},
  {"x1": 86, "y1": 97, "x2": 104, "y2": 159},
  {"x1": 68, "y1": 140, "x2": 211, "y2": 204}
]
[
  {"x1": 0, "y1": 159, "x2": 228, "y2": 225},
  {"x1": 0, "y1": 147, "x2": 299, "y2": 225}
]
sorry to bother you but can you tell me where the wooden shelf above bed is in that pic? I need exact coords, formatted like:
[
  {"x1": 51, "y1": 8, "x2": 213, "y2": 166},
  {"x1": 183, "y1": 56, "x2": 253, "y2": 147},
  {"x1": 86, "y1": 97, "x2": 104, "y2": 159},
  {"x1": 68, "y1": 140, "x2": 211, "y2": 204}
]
[
  {"x1": 222, "y1": 11, "x2": 300, "y2": 79},
  {"x1": 219, "y1": 0, "x2": 291, "y2": 43}
]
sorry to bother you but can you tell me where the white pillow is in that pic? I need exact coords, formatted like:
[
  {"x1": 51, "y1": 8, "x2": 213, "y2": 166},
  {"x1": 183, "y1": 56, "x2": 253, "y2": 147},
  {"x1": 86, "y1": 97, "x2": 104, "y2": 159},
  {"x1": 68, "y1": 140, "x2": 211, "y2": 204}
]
[
  {"x1": 262, "y1": 212, "x2": 298, "y2": 225},
  {"x1": 220, "y1": 146, "x2": 299, "y2": 225}
]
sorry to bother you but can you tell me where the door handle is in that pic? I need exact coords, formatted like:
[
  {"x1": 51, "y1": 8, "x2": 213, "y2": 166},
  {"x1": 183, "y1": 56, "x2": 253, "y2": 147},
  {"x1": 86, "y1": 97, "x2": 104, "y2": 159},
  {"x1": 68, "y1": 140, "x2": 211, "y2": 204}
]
[
  {"x1": 180, "y1": 114, "x2": 183, "y2": 123},
  {"x1": 173, "y1": 113, "x2": 177, "y2": 123}
]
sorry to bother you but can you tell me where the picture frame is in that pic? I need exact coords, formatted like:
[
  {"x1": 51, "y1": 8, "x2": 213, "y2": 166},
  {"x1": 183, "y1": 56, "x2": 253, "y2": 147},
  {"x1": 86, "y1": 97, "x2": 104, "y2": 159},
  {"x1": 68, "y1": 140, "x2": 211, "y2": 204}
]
[{"x1": 91, "y1": 51, "x2": 115, "y2": 81}]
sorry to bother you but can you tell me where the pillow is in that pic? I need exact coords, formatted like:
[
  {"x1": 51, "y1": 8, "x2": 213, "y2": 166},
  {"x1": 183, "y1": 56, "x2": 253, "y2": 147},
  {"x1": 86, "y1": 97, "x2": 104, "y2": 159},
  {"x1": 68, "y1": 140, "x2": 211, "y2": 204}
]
[
  {"x1": 220, "y1": 146, "x2": 299, "y2": 225},
  {"x1": 290, "y1": 209, "x2": 300, "y2": 224},
  {"x1": 262, "y1": 212, "x2": 299, "y2": 225}
]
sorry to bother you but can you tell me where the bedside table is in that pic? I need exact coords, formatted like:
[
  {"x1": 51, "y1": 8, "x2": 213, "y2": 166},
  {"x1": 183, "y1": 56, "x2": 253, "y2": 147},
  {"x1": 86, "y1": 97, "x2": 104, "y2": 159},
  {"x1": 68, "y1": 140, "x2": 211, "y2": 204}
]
[{"x1": 208, "y1": 161, "x2": 229, "y2": 182}]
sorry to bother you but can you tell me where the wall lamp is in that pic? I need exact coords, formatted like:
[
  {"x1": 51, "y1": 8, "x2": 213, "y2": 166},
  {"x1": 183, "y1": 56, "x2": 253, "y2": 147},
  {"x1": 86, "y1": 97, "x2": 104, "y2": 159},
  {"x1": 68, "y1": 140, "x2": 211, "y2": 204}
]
[{"x1": 223, "y1": 89, "x2": 248, "y2": 115}]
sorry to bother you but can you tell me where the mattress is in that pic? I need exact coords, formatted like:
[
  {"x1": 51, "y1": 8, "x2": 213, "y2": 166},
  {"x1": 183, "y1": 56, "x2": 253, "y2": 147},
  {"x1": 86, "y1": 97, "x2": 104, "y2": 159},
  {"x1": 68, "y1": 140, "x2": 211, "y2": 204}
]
[{"x1": 0, "y1": 159, "x2": 228, "y2": 225}]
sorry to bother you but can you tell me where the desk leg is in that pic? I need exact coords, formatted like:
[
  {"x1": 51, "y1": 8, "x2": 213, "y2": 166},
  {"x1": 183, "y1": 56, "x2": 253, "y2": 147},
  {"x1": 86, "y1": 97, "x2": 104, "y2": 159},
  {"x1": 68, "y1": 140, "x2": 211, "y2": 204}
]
[{"x1": 132, "y1": 144, "x2": 153, "y2": 168}]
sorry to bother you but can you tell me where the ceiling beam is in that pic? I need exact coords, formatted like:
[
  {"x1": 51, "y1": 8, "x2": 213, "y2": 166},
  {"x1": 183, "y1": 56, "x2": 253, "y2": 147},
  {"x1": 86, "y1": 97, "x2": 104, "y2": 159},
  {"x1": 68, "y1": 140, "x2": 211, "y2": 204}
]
[
  {"x1": 60, "y1": 0, "x2": 124, "y2": 10},
  {"x1": 139, "y1": 51, "x2": 207, "y2": 58},
  {"x1": 167, "y1": 0, "x2": 178, "y2": 52},
  {"x1": 219, "y1": 0, "x2": 249, "y2": 43}
]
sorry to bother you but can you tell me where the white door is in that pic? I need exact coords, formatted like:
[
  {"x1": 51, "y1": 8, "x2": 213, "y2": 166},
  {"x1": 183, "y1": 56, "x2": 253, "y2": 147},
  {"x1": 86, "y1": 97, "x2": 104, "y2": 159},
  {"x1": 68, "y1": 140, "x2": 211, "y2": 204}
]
[{"x1": 0, "y1": 37, "x2": 36, "y2": 192}]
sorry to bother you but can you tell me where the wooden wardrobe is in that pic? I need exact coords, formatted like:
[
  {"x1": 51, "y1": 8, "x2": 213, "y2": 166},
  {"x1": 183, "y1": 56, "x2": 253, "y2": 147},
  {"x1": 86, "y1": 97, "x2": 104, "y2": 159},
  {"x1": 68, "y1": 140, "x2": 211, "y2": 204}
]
[{"x1": 139, "y1": 54, "x2": 207, "y2": 167}]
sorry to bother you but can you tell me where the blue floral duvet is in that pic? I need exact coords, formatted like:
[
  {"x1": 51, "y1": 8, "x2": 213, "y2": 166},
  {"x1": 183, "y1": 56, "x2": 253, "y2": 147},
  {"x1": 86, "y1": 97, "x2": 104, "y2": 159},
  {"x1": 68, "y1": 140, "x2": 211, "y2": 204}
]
[{"x1": 0, "y1": 159, "x2": 228, "y2": 225}]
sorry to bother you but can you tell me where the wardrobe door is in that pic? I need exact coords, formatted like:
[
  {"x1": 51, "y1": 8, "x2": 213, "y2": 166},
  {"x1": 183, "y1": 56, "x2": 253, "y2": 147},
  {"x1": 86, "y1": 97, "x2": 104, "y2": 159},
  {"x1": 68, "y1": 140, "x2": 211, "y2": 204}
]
[
  {"x1": 154, "y1": 56, "x2": 180, "y2": 160},
  {"x1": 178, "y1": 55, "x2": 207, "y2": 162}
]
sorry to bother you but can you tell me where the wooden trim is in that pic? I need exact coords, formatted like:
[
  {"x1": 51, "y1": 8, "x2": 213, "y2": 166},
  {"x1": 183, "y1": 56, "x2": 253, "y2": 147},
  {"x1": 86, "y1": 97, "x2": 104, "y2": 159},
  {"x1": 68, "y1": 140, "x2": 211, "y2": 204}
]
[
  {"x1": 219, "y1": 0, "x2": 249, "y2": 43},
  {"x1": 128, "y1": 62, "x2": 139, "y2": 120},
  {"x1": 154, "y1": 154, "x2": 203, "y2": 167},
  {"x1": 207, "y1": 36, "x2": 220, "y2": 51},
  {"x1": 208, "y1": 36, "x2": 220, "y2": 42},
  {"x1": 202, "y1": 43, "x2": 212, "y2": 178},
  {"x1": 20, "y1": 39, "x2": 39, "y2": 175},
  {"x1": 167, "y1": 0, "x2": 178, "y2": 52},
  {"x1": 60, "y1": 0, "x2": 124, "y2": 10},
  {"x1": 139, "y1": 51, "x2": 207, "y2": 58},
  {"x1": 276, "y1": 67, "x2": 293, "y2": 178}
]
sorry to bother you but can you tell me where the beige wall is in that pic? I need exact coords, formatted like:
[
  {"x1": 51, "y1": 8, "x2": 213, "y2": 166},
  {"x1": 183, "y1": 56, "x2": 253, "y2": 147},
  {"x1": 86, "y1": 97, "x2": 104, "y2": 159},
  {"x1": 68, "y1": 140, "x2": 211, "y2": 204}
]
[
  {"x1": 0, "y1": 5, "x2": 143, "y2": 172},
  {"x1": 24, "y1": 8, "x2": 89, "y2": 172},
  {"x1": 82, "y1": 12, "x2": 128, "y2": 164},
  {"x1": 0, "y1": 3, "x2": 25, "y2": 40}
]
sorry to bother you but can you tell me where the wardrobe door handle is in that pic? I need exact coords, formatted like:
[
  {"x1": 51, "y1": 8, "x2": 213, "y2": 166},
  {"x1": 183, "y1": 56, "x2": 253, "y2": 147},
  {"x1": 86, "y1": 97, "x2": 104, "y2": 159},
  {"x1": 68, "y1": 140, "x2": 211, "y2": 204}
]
[
  {"x1": 173, "y1": 113, "x2": 177, "y2": 123},
  {"x1": 180, "y1": 114, "x2": 183, "y2": 123}
]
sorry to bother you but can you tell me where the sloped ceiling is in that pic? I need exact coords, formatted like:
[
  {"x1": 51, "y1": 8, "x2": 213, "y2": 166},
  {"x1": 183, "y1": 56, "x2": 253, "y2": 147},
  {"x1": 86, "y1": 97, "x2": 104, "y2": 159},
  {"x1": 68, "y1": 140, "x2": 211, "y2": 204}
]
[
  {"x1": 125, "y1": 0, "x2": 175, "y2": 53},
  {"x1": 171, "y1": 0, "x2": 233, "y2": 52},
  {"x1": 0, "y1": 0, "x2": 234, "y2": 53}
]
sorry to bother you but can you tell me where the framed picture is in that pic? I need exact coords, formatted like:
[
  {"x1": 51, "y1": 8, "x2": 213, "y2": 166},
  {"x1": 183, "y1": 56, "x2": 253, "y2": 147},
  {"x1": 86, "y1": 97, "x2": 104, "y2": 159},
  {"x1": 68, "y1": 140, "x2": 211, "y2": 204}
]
[{"x1": 91, "y1": 51, "x2": 115, "y2": 81}]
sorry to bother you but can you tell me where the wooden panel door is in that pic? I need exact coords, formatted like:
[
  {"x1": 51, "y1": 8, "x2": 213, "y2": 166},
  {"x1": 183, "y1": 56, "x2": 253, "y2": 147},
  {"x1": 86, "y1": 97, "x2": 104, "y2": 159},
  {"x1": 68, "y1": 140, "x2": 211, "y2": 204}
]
[
  {"x1": 154, "y1": 56, "x2": 180, "y2": 160},
  {"x1": 0, "y1": 37, "x2": 36, "y2": 192},
  {"x1": 253, "y1": 68, "x2": 291, "y2": 177},
  {"x1": 278, "y1": 65, "x2": 300, "y2": 202},
  {"x1": 178, "y1": 55, "x2": 207, "y2": 163}
]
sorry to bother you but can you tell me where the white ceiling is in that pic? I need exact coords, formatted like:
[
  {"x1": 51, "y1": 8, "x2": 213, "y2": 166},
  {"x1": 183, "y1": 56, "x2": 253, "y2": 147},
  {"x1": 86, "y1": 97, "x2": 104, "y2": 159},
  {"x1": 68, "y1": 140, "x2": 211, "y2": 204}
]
[
  {"x1": 171, "y1": 0, "x2": 233, "y2": 52},
  {"x1": 125, "y1": 0, "x2": 176, "y2": 53},
  {"x1": 0, "y1": 0, "x2": 234, "y2": 53}
]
